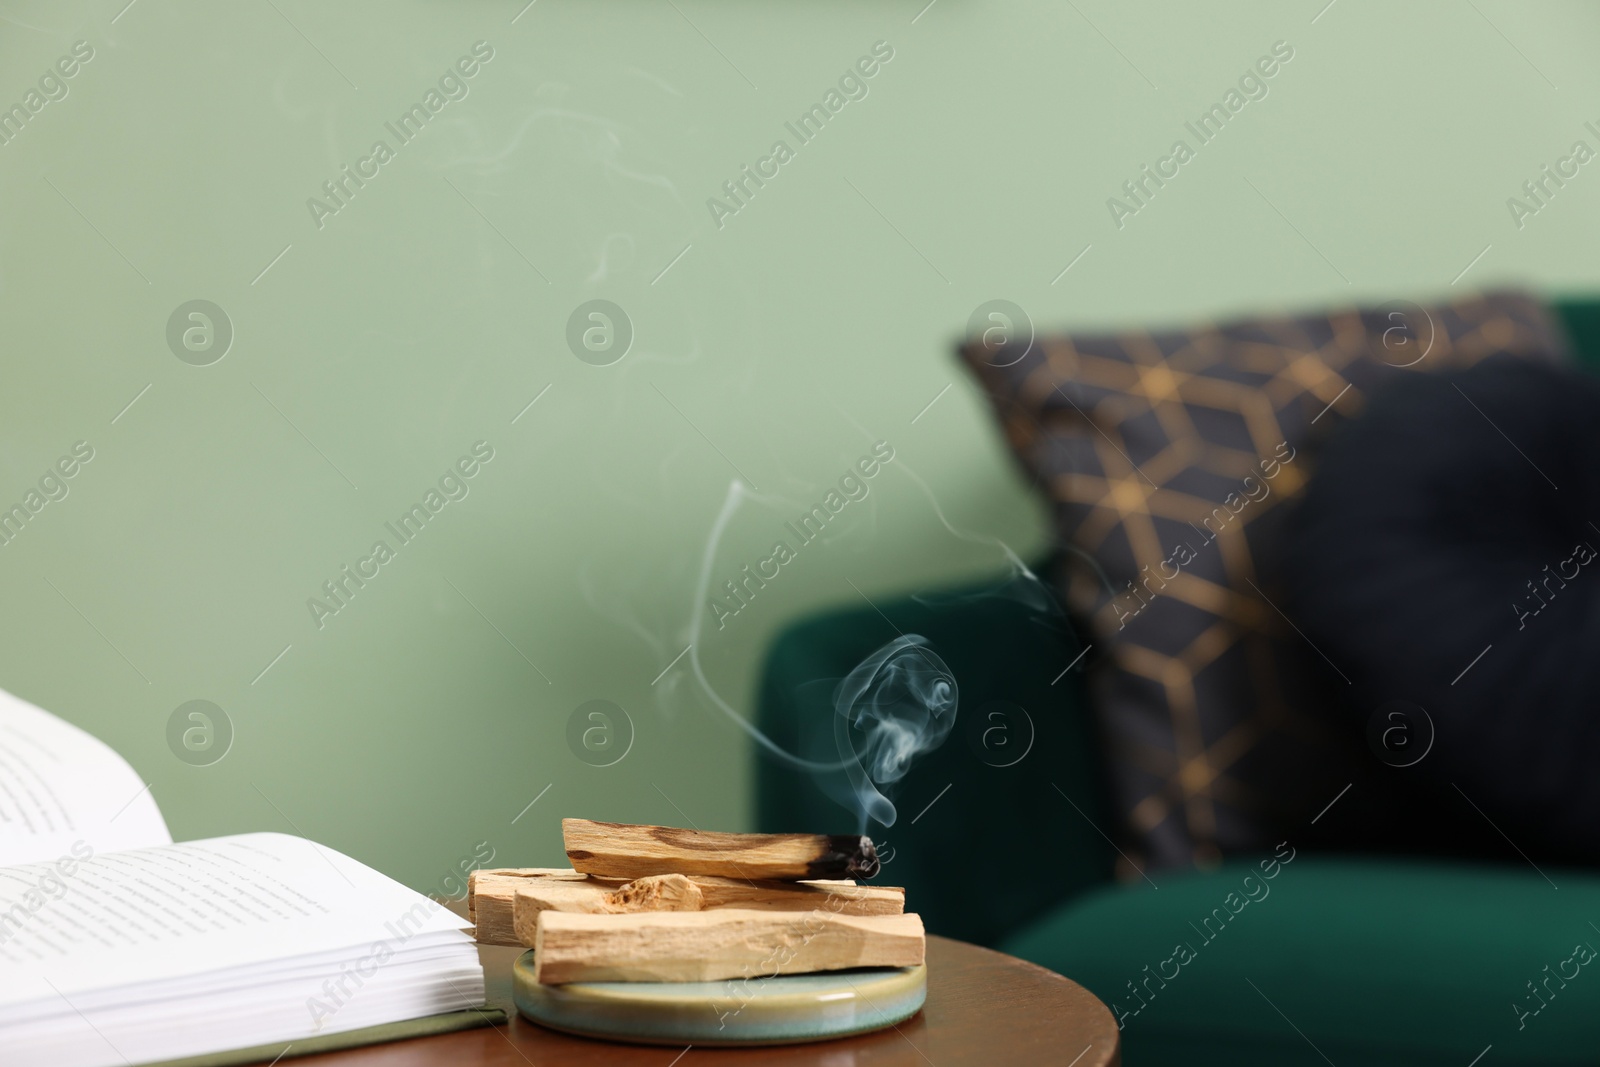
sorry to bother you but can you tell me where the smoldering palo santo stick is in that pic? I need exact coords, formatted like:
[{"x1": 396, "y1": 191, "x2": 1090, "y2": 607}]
[{"x1": 562, "y1": 818, "x2": 881, "y2": 881}]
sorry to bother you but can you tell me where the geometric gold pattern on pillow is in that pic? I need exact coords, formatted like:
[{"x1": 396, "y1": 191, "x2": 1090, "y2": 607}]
[{"x1": 958, "y1": 292, "x2": 1568, "y2": 869}]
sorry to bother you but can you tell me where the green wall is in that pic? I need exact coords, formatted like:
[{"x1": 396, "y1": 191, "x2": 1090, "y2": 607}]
[{"x1": 1, "y1": 0, "x2": 1596, "y2": 892}]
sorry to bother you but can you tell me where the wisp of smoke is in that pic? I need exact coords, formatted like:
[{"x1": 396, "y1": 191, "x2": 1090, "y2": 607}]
[
  {"x1": 684, "y1": 480, "x2": 962, "y2": 823},
  {"x1": 673, "y1": 440, "x2": 1087, "y2": 835},
  {"x1": 831, "y1": 635, "x2": 957, "y2": 828},
  {"x1": 686, "y1": 481, "x2": 855, "y2": 773}
]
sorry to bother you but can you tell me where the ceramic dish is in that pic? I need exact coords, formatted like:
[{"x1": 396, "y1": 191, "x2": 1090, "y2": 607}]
[{"x1": 512, "y1": 952, "x2": 927, "y2": 1046}]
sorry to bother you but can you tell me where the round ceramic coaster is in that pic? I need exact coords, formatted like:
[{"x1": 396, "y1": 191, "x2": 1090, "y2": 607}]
[{"x1": 512, "y1": 952, "x2": 927, "y2": 1046}]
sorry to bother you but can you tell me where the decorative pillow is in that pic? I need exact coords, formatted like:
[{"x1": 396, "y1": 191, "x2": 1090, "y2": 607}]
[
  {"x1": 1284, "y1": 356, "x2": 1600, "y2": 864},
  {"x1": 957, "y1": 291, "x2": 1568, "y2": 870}
]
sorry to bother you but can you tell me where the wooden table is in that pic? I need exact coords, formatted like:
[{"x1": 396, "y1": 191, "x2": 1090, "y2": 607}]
[{"x1": 288, "y1": 935, "x2": 1119, "y2": 1067}]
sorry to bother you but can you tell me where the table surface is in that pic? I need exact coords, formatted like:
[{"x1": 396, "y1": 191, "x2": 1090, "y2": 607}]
[{"x1": 288, "y1": 934, "x2": 1120, "y2": 1067}]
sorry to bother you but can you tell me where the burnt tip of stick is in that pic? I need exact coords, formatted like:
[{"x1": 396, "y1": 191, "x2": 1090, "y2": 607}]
[{"x1": 816, "y1": 835, "x2": 880, "y2": 880}]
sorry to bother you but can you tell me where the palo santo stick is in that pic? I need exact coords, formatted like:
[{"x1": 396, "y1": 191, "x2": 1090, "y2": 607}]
[
  {"x1": 510, "y1": 874, "x2": 906, "y2": 946},
  {"x1": 533, "y1": 909, "x2": 925, "y2": 984},
  {"x1": 563, "y1": 818, "x2": 880, "y2": 881},
  {"x1": 467, "y1": 868, "x2": 584, "y2": 920},
  {"x1": 468, "y1": 868, "x2": 591, "y2": 945}
]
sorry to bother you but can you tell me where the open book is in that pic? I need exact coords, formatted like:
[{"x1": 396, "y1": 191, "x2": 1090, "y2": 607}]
[{"x1": 0, "y1": 689, "x2": 489, "y2": 1067}]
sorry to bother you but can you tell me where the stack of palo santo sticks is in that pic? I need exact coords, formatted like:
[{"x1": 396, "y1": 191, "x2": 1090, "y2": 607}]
[{"x1": 469, "y1": 819, "x2": 924, "y2": 984}]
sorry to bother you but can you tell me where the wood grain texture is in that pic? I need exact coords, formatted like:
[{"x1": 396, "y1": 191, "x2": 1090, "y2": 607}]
[
  {"x1": 563, "y1": 818, "x2": 880, "y2": 880},
  {"x1": 688, "y1": 874, "x2": 904, "y2": 914},
  {"x1": 532, "y1": 909, "x2": 926, "y2": 984},
  {"x1": 284, "y1": 930, "x2": 1120, "y2": 1067}
]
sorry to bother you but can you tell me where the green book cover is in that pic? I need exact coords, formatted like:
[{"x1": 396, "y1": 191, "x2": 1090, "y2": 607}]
[{"x1": 143, "y1": 1007, "x2": 506, "y2": 1067}]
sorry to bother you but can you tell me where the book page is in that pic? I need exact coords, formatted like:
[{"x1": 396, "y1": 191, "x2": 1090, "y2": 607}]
[
  {"x1": 0, "y1": 688, "x2": 170, "y2": 866},
  {"x1": 0, "y1": 832, "x2": 473, "y2": 1009}
]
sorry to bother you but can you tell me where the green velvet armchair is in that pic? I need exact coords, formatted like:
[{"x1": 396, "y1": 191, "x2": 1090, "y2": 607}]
[{"x1": 755, "y1": 298, "x2": 1600, "y2": 1066}]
